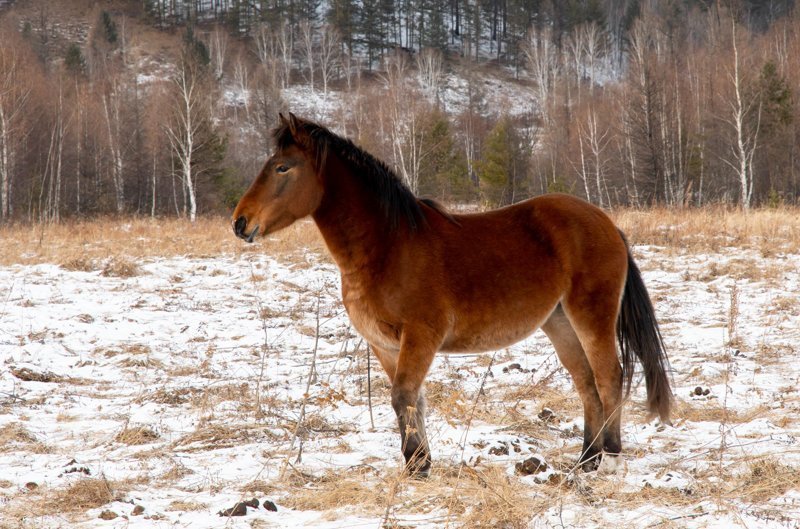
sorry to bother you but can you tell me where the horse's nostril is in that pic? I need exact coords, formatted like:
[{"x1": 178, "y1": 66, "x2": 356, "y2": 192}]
[{"x1": 234, "y1": 216, "x2": 248, "y2": 238}]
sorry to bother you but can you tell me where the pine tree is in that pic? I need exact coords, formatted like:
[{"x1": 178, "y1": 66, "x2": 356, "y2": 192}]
[
  {"x1": 328, "y1": 0, "x2": 357, "y2": 55},
  {"x1": 360, "y1": 0, "x2": 385, "y2": 67},
  {"x1": 422, "y1": 0, "x2": 448, "y2": 51},
  {"x1": 65, "y1": 44, "x2": 86, "y2": 76},
  {"x1": 417, "y1": 113, "x2": 469, "y2": 199},
  {"x1": 101, "y1": 12, "x2": 118, "y2": 44},
  {"x1": 756, "y1": 60, "x2": 793, "y2": 200},
  {"x1": 477, "y1": 117, "x2": 513, "y2": 206}
]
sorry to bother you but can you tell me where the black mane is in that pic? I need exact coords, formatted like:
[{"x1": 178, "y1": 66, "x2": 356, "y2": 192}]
[{"x1": 273, "y1": 118, "x2": 427, "y2": 231}]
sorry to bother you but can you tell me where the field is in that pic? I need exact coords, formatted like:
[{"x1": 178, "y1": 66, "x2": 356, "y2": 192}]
[{"x1": 1, "y1": 208, "x2": 799, "y2": 528}]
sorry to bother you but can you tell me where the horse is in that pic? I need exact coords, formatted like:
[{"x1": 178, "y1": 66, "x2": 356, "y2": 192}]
[{"x1": 232, "y1": 113, "x2": 672, "y2": 476}]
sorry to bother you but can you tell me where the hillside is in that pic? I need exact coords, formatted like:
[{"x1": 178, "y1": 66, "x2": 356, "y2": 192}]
[{"x1": 1, "y1": 0, "x2": 800, "y2": 226}]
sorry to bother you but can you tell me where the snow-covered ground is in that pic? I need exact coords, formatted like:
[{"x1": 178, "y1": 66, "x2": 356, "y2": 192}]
[{"x1": 1, "y1": 237, "x2": 799, "y2": 528}]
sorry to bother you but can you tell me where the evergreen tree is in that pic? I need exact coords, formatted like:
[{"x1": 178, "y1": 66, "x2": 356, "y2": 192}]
[
  {"x1": 476, "y1": 115, "x2": 529, "y2": 206},
  {"x1": 183, "y1": 26, "x2": 210, "y2": 67},
  {"x1": 477, "y1": 117, "x2": 513, "y2": 206},
  {"x1": 101, "y1": 12, "x2": 118, "y2": 44},
  {"x1": 328, "y1": 0, "x2": 357, "y2": 55},
  {"x1": 298, "y1": 0, "x2": 322, "y2": 25},
  {"x1": 360, "y1": 0, "x2": 385, "y2": 67},
  {"x1": 417, "y1": 113, "x2": 470, "y2": 199},
  {"x1": 756, "y1": 60, "x2": 794, "y2": 200},
  {"x1": 759, "y1": 61, "x2": 792, "y2": 136},
  {"x1": 65, "y1": 44, "x2": 86, "y2": 76},
  {"x1": 422, "y1": 0, "x2": 448, "y2": 50}
]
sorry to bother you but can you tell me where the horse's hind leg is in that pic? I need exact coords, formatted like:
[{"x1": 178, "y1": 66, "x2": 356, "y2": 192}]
[
  {"x1": 542, "y1": 305, "x2": 605, "y2": 469},
  {"x1": 562, "y1": 296, "x2": 624, "y2": 471}
]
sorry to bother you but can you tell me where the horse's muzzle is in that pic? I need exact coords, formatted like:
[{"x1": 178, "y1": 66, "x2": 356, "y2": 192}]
[{"x1": 233, "y1": 216, "x2": 259, "y2": 243}]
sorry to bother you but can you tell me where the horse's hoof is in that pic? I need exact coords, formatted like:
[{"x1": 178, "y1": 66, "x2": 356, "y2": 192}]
[
  {"x1": 597, "y1": 454, "x2": 621, "y2": 474},
  {"x1": 405, "y1": 459, "x2": 431, "y2": 479},
  {"x1": 578, "y1": 449, "x2": 601, "y2": 472},
  {"x1": 580, "y1": 458, "x2": 600, "y2": 472}
]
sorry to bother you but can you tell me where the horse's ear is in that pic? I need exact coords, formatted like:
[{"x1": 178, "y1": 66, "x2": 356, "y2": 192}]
[
  {"x1": 278, "y1": 112, "x2": 294, "y2": 134},
  {"x1": 288, "y1": 112, "x2": 301, "y2": 134}
]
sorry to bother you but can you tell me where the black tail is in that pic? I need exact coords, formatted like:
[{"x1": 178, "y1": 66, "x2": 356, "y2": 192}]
[{"x1": 617, "y1": 233, "x2": 673, "y2": 423}]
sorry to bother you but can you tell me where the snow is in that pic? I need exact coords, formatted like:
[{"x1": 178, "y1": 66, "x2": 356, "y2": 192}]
[{"x1": 1, "y1": 240, "x2": 799, "y2": 527}]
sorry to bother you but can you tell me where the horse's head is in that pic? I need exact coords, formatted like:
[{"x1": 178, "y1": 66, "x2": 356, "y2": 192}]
[{"x1": 233, "y1": 113, "x2": 324, "y2": 242}]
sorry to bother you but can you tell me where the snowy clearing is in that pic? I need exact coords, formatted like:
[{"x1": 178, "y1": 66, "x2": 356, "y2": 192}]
[{"x1": 1, "y1": 230, "x2": 799, "y2": 528}]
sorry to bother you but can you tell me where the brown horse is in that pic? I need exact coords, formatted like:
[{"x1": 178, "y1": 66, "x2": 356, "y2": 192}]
[{"x1": 233, "y1": 113, "x2": 672, "y2": 476}]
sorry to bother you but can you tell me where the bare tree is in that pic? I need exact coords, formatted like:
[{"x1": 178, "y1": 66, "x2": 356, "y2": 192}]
[
  {"x1": 416, "y1": 47, "x2": 444, "y2": 103},
  {"x1": 102, "y1": 78, "x2": 126, "y2": 214},
  {"x1": 721, "y1": 20, "x2": 761, "y2": 209},
  {"x1": 40, "y1": 85, "x2": 70, "y2": 223},
  {"x1": 318, "y1": 24, "x2": 341, "y2": 97},
  {"x1": 208, "y1": 26, "x2": 228, "y2": 81},
  {"x1": 233, "y1": 54, "x2": 250, "y2": 120},
  {"x1": 580, "y1": 23, "x2": 606, "y2": 89},
  {"x1": 298, "y1": 21, "x2": 315, "y2": 93},
  {"x1": 254, "y1": 23, "x2": 293, "y2": 90},
  {"x1": 576, "y1": 108, "x2": 611, "y2": 206},
  {"x1": 277, "y1": 23, "x2": 293, "y2": 90},
  {"x1": 522, "y1": 26, "x2": 558, "y2": 123},
  {"x1": 163, "y1": 57, "x2": 209, "y2": 222},
  {"x1": 564, "y1": 26, "x2": 587, "y2": 104},
  {"x1": 0, "y1": 43, "x2": 30, "y2": 221},
  {"x1": 382, "y1": 53, "x2": 425, "y2": 194}
]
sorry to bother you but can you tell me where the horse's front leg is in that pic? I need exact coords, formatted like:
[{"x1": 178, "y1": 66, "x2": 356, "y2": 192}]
[{"x1": 391, "y1": 323, "x2": 442, "y2": 477}]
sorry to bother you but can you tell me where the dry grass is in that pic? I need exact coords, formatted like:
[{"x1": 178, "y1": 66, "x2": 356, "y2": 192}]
[
  {"x1": 171, "y1": 423, "x2": 280, "y2": 452},
  {"x1": 115, "y1": 425, "x2": 161, "y2": 446},
  {"x1": 166, "y1": 500, "x2": 207, "y2": 511},
  {"x1": 737, "y1": 457, "x2": 800, "y2": 502},
  {"x1": 611, "y1": 206, "x2": 800, "y2": 253},
  {"x1": 1, "y1": 207, "x2": 798, "y2": 268},
  {"x1": 281, "y1": 463, "x2": 546, "y2": 527},
  {"x1": 0, "y1": 216, "x2": 326, "y2": 266},
  {"x1": 675, "y1": 400, "x2": 769, "y2": 425},
  {"x1": 47, "y1": 477, "x2": 117, "y2": 513},
  {"x1": 101, "y1": 256, "x2": 141, "y2": 277},
  {"x1": 0, "y1": 422, "x2": 49, "y2": 453},
  {"x1": 284, "y1": 468, "x2": 388, "y2": 515}
]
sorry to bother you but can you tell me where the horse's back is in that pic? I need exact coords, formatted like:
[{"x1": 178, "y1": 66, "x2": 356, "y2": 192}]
[
  {"x1": 421, "y1": 194, "x2": 627, "y2": 352},
  {"x1": 438, "y1": 193, "x2": 626, "y2": 272}
]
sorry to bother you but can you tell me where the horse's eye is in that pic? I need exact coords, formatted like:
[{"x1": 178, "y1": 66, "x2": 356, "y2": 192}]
[{"x1": 276, "y1": 165, "x2": 289, "y2": 174}]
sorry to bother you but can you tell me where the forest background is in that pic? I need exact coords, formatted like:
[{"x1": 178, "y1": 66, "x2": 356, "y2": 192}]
[{"x1": 0, "y1": 0, "x2": 799, "y2": 224}]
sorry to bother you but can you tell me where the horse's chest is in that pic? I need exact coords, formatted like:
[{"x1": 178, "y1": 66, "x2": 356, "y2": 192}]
[{"x1": 343, "y1": 296, "x2": 402, "y2": 351}]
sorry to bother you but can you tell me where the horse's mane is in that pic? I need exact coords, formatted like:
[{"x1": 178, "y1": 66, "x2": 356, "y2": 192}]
[{"x1": 273, "y1": 118, "x2": 452, "y2": 231}]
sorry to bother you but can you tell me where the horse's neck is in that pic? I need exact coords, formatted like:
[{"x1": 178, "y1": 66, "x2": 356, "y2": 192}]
[{"x1": 312, "y1": 162, "x2": 395, "y2": 274}]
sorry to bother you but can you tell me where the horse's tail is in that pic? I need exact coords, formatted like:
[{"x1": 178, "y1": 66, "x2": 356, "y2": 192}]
[{"x1": 617, "y1": 232, "x2": 673, "y2": 423}]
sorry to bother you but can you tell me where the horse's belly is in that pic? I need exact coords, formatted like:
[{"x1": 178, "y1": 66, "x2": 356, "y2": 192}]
[{"x1": 441, "y1": 319, "x2": 541, "y2": 353}]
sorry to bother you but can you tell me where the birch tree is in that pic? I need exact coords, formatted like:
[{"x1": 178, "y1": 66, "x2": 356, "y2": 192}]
[
  {"x1": 721, "y1": 20, "x2": 761, "y2": 209},
  {"x1": 255, "y1": 23, "x2": 293, "y2": 89},
  {"x1": 522, "y1": 26, "x2": 558, "y2": 123},
  {"x1": 40, "y1": 85, "x2": 69, "y2": 223},
  {"x1": 102, "y1": 78, "x2": 126, "y2": 214},
  {"x1": 299, "y1": 21, "x2": 316, "y2": 92},
  {"x1": 164, "y1": 56, "x2": 208, "y2": 222},
  {"x1": 576, "y1": 108, "x2": 611, "y2": 207},
  {"x1": 416, "y1": 47, "x2": 444, "y2": 103},
  {"x1": 381, "y1": 53, "x2": 430, "y2": 194},
  {"x1": 208, "y1": 26, "x2": 227, "y2": 81},
  {"x1": 318, "y1": 25, "x2": 341, "y2": 97},
  {"x1": 0, "y1": 43, "x2": 30, "y2": 221}
]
